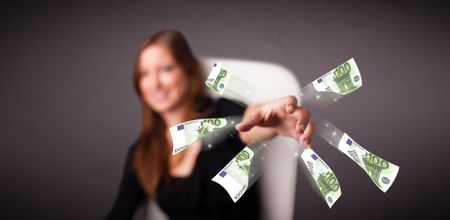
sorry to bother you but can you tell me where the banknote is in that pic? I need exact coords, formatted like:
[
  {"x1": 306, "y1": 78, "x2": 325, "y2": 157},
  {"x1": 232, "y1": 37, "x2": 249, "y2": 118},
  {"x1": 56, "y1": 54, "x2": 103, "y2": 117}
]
[
  {"x1": 205, "y1": 62, "x2": 231, "y2": 95},
  {"x1": 337, "y1": 133, "x2": 399, "y2": 192},
  {"x1": 318, "y1": 120, "x2": 399, "y2": 192},
  {"x1": 301, "y1": 58, "x2": 362, "y2": 107},
  {"x1": 170, "y1": 118, "x2": 229, "y2": 155},
  {"x1": 311, "y1": 58, "x2": 362, "y2": 95},
  {"x1": 212, "y1": 143, "x2": 266, "y2": 202},
  {"x1": 205, "y1": 62, "x2": 256, "y2": 105},
  {"x1": 300, "y1": 147, "x2": 342, "y2": 208}
]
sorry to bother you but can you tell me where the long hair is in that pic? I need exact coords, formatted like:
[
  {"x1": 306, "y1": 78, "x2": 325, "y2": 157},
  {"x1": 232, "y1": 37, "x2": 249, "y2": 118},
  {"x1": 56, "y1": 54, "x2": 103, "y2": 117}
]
[{"x1": 132, "y1": 30, "x2": 210, "y2": 198}]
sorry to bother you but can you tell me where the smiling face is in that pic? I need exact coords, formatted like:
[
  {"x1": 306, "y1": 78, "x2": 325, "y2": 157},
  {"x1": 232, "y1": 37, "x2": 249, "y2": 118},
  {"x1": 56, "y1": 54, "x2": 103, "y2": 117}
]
[{"x1": 137, "y1": 44, "x2": 189, "y2": 113}]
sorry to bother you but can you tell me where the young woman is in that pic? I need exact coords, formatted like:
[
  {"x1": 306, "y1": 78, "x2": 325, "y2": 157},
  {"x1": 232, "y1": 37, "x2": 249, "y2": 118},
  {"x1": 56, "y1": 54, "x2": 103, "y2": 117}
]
[{"x1": 105, "y1": 30, "x2": 315, "y2": 220}]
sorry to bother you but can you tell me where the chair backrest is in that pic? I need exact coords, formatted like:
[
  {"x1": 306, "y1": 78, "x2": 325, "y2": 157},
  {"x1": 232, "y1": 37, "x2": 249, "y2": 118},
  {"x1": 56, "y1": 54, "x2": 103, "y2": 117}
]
[{"x1": 145, "y1": 57, "x2": 301, "y2": 220}]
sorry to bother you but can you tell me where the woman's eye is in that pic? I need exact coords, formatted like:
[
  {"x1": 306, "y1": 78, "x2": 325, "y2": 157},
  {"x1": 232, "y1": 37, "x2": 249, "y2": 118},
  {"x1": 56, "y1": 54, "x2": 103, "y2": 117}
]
[
  {"x1": 138, "y1": 71, "x2": 148, "y2": 77},
  {"x1": 162, "y1": 65, "x2": 174, "y2": 72}
]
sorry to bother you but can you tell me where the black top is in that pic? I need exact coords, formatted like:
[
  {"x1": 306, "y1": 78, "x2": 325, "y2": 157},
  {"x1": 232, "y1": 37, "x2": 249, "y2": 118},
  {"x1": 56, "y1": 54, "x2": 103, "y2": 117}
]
[{"x1": 105, "y1": 98, "x2": 261, "y2": 220}]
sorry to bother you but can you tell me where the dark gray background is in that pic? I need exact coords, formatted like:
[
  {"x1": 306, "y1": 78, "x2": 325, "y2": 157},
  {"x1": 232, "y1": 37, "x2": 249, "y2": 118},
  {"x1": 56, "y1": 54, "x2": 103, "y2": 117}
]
[{"x1": 1, "y1": 0, "x2": 449, "y2": 219}]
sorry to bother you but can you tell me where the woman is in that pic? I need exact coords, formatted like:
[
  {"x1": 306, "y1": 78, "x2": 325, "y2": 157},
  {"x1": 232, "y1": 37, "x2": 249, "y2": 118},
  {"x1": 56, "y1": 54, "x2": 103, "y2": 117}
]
[{"x1": 105, "y1": 30, "x2": 315, "y2": 220}]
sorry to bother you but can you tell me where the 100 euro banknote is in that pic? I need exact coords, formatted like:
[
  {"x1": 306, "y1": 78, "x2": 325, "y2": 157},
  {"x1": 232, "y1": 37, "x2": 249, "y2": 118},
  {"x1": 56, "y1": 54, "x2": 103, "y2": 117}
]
[
  {"x1": 311, "y1": 58, "x2": 361, "y2": 95},
  {"x1": 301, "y1": 58, "x2": 362, "y2": 107},
  {"x1": 170, "y1": 118, "x2": 230, "y2": 155},
  {"x1": 212, "y1": 143, "x2": 265, "y2": 202},
  {"x1": 337, "y1": 133, "x2": 399, "y2": 192},
  {"x1": 318, "y1": 120, "x2": 400, "y2": 192},
  {"x1": 301, "y1": 148, "x2": 342, "y2": 208},
  {"x1": 205, "y1": 62, "x2": 256, "y2": 104}
]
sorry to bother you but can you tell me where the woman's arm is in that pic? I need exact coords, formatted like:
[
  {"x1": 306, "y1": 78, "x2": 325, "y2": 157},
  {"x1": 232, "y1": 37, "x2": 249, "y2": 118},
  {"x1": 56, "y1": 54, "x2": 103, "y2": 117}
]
[{"x1": 236, "y1": 96, "x2": 315, "y2": 146}]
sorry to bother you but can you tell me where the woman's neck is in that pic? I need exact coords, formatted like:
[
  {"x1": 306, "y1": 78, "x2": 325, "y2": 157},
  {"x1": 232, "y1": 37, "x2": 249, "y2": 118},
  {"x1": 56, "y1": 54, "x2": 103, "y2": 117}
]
[{"x1": 161, "y1": 103, "x2": 193, "y2": 128}]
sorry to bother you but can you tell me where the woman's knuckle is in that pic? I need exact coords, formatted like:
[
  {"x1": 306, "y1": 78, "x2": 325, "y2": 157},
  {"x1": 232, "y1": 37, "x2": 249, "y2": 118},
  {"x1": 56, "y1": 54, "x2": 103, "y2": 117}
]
[{"x1": 287, "y1": 95, "x2": 297, "y2": 104}]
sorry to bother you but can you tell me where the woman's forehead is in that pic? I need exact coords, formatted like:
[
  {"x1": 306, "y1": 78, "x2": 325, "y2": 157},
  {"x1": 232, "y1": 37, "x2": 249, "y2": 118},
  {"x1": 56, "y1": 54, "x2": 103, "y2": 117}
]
[{"x1": 139, "y1": 45, "x2": 175, "y2": 67}]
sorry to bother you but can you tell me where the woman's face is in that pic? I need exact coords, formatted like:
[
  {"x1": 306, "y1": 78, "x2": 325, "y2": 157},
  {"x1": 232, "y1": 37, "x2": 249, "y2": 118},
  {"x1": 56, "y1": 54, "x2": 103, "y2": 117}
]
[{"x1": 138, "y1": 44, "x2": 189, "y2": 113}]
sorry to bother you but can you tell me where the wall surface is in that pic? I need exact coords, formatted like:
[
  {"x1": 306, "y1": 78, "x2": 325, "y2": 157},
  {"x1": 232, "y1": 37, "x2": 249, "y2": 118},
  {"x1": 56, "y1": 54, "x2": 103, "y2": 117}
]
[{"x1": 1, "y1": 0, "x2": 449, "y2": 219}]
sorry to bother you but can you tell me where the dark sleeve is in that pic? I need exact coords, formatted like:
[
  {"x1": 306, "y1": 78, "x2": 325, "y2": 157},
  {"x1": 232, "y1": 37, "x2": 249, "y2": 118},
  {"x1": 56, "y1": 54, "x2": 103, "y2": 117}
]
[
  {"x1": 214, "y1": 98, "x2": 247, "y2": 117},
  {"x1": 215, "y1": 98, "x2": 249, "y2": 152},
  {"x1": 104, "y1": 142, "x2": 146, "y2": 220}
]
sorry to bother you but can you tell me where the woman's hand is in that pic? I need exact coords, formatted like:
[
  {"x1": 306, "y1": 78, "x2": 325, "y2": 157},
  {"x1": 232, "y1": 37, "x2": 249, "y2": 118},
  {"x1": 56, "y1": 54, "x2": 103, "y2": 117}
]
[{"x1": 236, "y1": 95, "x2": 315, "y2": 146}]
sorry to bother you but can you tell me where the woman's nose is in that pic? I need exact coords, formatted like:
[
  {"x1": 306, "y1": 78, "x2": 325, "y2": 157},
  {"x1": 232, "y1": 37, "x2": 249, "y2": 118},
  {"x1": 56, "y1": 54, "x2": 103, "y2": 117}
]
[{"x1": 148, "y1": 71, "x2": 162, "y2": 89}]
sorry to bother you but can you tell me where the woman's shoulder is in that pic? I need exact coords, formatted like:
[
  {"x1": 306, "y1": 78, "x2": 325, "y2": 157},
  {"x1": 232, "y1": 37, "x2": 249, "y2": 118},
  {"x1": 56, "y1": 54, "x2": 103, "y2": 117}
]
[{"x1": 123, "y1": 140, "x2": 139, "y2": 168}]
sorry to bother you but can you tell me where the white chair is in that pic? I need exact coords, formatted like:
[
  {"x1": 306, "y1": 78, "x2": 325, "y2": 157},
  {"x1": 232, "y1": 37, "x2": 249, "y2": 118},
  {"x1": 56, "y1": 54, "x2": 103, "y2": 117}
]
[{"x1": 144, "y1": 58, "x2": 302, "y2": 220}]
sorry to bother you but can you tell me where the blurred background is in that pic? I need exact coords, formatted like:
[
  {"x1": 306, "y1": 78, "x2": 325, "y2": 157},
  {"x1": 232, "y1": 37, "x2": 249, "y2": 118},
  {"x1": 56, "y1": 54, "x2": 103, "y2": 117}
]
[{"x1": 1, "y1": 0, "x2": 449, "y2": 219}]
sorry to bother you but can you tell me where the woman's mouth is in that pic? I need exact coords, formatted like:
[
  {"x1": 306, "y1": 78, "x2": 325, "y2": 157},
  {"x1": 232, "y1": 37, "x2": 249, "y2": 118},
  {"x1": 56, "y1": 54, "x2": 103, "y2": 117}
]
[{"x1": 152, "y1": 91, "x2": 169, "y2": 101}]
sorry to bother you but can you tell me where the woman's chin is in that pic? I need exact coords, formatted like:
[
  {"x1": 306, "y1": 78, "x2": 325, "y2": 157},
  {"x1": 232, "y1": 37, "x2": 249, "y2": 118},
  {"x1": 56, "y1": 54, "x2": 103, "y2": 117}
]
[
  {"x1": 150, "y1": 102, "x2": 176, "y2": 114},
  {"x1": 151, "y1": 105, "x2": 170, "y2": 113},
  {"x1": 147, "y1": 96, "x2": 187, "y2": 114}
]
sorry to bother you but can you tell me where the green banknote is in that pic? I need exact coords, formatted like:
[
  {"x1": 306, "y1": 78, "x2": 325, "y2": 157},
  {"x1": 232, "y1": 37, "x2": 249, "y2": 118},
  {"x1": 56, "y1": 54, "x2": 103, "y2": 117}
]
[
  {"x1": 170, "y1": 118, "x2": 229, "y2": 155},
  {"x1": 212, "y1": 147, "x2": 255, "y2": 202},
  {"x1": 301, "y1": 58, "x2": 362, "y2": 107},
  {"x1": 301, "y1": 148, "x2": 342, "y2": 208},
  {"x1": 205, "y1": 62, "x2": 256, "y2": 104},
  {"x1": 318, "y1": 120, "x2": 399, "y2": 192},
  {"x1": 337, "y1": 133, "x2": 399, "y2": 192},
  {"x1": 205, "y1": 62, "x2": 231, "y2": 95},
  {"x1": 212, "y1": 142, "x2": 266, "y2": 202},
  {"x1": 311, "y1": 58, "x2": 362, "y2": 95}
]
